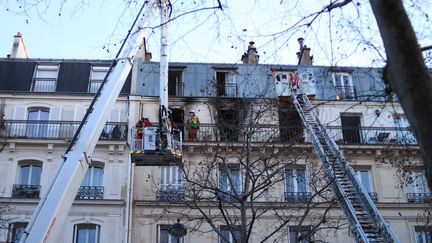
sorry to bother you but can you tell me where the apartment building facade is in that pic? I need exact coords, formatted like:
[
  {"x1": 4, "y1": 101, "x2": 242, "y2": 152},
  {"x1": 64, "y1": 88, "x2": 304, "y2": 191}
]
[
  {"x1": 130, "y1": 56, "x2": 431, "y2": 242},
  {"x1": 0, "y1": 56, "x2": 131, "y2": 243},
  {"x1": 0, "y1": 35, "x2": 430, "y2": 243}
]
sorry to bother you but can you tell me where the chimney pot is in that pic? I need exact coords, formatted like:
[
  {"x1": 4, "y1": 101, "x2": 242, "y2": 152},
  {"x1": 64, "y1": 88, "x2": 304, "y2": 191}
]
[{"x1": 298, "y1": 37, "x2": 305, "y2": 50}]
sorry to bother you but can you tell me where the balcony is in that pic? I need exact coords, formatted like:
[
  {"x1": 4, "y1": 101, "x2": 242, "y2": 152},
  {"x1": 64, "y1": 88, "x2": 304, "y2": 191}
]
[
  {"x1": 3, "y1": 120, "x2": 127, "y2": 140},
  {"x1": 216, "y1": 190, "x2": 242, "y2": 203},
  {"x1": 156, "y1": 187, "x2": 185, "y2": 202},
  {"x1": 12, "y1": 184, "x2": 40, "y2": 198},
  {"x1": 407, "y1": 193, "x2": 432, "y2": 203},
  {"x1": 285, "y1": 192, "x2": 312, "y2": 203},
  {"x1": 31, "y1": 78, "x2": 57, "y2": 92},
  {"x1": 76, "y1": 186, "x2": 104, "y2": 200},
  {"x1": 181, "y1": 124, "x2": 418, "y2": 145},
  {"x1": 335, "y1": 85, "x2": 357, "y2": 100},
  {"x1": 368, "y1": 192, "x2": 378, "y2": 203}
]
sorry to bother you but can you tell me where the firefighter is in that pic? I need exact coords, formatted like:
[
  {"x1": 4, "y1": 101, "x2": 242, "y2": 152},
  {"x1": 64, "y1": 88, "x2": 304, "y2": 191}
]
[{"x1": 187, "y1": 110, "x2": 200, "y2": 141}]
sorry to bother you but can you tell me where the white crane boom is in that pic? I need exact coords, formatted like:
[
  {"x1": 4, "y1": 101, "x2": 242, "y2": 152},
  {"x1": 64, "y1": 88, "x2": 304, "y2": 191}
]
[{"x1": 19, "y1": 1, "x2": 166, "y2": 242}]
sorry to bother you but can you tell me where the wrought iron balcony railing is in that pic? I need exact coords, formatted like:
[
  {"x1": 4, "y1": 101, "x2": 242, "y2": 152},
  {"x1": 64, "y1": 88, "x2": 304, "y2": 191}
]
[
  {"x1": 76, "y1": 186, "x2": 104, "y2": 200},
  {"x1": 31, "y1": 78, "x2": 57, "y2": 92},
  {"x1": 12, "y1": 184, "x2": 40, "y2": 198},
  {"x1": 129, "y1": 123, "x2": 417, "y2": 146},
  {"x1": 216, "y1": 190, "x2": 243, "y2": 203},
  {"x1": 284, "y1": 192, "x2": 312, "y2": 203},
  {"x1": 335, "y1": 85, "x2": 357, "y2": 100},
  {"x1": 216, "y1": 83, "x2": 237, "y2": 97},
  {"x1": 407, "y1": 193, "x2": 432, "y2": 203},
  {"x1": 156, "y1": 187, "x2": 185, "y2": 202},
  {"x1": 368, "y1": 192, "x2": 378, "y2": 203},
  {"x1": 3, "y1": 120, "x2": 127, "y2": 141}
]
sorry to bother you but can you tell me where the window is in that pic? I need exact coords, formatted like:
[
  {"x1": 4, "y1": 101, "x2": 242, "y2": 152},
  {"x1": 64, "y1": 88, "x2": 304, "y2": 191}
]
[
  {"x1": 7, "y1": 222, "x2": 28, "y2": 243},
  {"x1": 393, "y1": 115, "x2": 417, "y2": 144},
  {"x1": 332, "y1": 72, "x2": 356, "y2": 100},
  {"x1": 415, "y1": 226, "x2": 432, "y2": 243},
  {"x1": 219, "y1": 225, "x2": 240, "y2": 243},
  {"x1": 218, "y1": 110, "x2": 240, "y2": 142},
  {"x1": 219, "y1": 165, "x2": 241, "y2": 201},
  {"x1": 406, "y1": 170, "x2": 431, "y2": 203},
  {"x1": 340, "y1": 114, "x2": 362, "y2": 144},
  {"x1": 157, "y1": 166, "x2": 184, "y2": 201},
  {"x1": 82, "y1": 166, "x2": 103, "y2": 187},
  {"x1": 355, "y1": 169, "x2": 377, "y2": 202},
  {"x1": 285, "y1": 168, "x2": 310, "y2": 202},
  {"x1": 73, "y1": 224, "x2": 100, "y2": 243},
  {"x1": 288, "y1": 226, "x2": 313, "y2": 243},
  {"x1": 13, "y1": 163, "x2": 42, "y2": 198},
  {"x1": 215, "y1": 70, "x2": 237, "y2": 97},
  {"x1": 88, "y1": 66, "x2": 110, "y2": 93},
  {"x1": 19, "y1": 164, "x2": 42, "y2": 185},
  {"x1": 77, "y1": 165, "x2": 104, "y2": 200},
  {"x1": 32, "y1": 64, "x2": 59, "y2": 92},
  {"x1": 26, "y1": 108, "x2": 49, "y2": 138},
  {"x1": 168, "y1": 69, "x2": 184, "y2": 96},
  {"x1": 158, "y1": 225, "x2": 183, "y2": 243}
]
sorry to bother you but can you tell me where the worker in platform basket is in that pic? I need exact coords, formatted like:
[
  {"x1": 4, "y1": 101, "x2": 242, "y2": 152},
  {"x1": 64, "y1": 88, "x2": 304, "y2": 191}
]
[
  {"x1": 135, "y1": 117, "x2": 152, "y2": 139},
  {"x1": 187, "y1": 110, "x2": 200, "y2": 141}
]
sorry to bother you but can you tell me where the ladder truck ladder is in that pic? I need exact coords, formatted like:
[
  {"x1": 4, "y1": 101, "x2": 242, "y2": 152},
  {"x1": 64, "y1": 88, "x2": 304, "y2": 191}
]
[
  {"x1": 291, "y1": 94, "x2": 400, "y2": 243},
  {"x1": 20, "y1": 1, "x2": 161, "y2": 242}
]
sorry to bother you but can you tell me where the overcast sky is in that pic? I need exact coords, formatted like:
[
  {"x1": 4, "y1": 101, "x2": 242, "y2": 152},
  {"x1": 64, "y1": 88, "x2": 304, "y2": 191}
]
[{"x1": 1, "y1": 1, "x2": 430, "y2": 67}]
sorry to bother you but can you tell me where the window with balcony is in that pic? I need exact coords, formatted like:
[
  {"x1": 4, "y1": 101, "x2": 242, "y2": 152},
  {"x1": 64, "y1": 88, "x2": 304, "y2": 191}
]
[
  {"x1": 215, "y1": 70, "x2": 237, "y2": 97},
  {"x1": 340, "y1": 114, "x2": 362, "y2": 144},
  {"x1": 77, "y1": 165, "x2": 104, "y2": 200},
  {"x1": 157, "y1": 166, "x2": 184, "y2": 202},
  {"x1": 7, "y1": 222, "x2": 28, "y2": 243},
  {"x1": 415, "y1": 226, "x2": 432, "y2": 243},
  {"x1": 354, "y1": 169, "x2": 377, "y2": 202},
  {"x1": 168, "y1": 69, "x2": 184, "y2": 96},
  {"x1": 393, "y1": 115, "x2": 417, "y2": 144},
  {"x1": 406, "y1": 170, "x2": 431, "y2": 203},
  {"x1": 218, "y1": 110, "x2": 240, "y2": 142},
  {"x1": 278, "y1": 103, "x2": 304, "y2": 143},
  {"x1": 285, "y1": 168, "x2": 310, "y2": 203},
  {"x1": 88, "y1": 66, "x2": 110, "y2": 93},
  {"x1": 332, "y1": 72, "x2": 356, "y2": 100},
  {"x1": 73, "y1": 224, "x2": 100, "y2": 243},
  {"x1": 26, "y1": 108, "x2": 49, "y2": 138},
  {"x1": 158, "y1": 225, "x2": 184, "y2": 243},
  {"x1": 219, "y1": 165, "x2": 241, "y2": 202},
  {"x1": 13, "y1": 163, "x2": 42, "y2": 198},
  {"x1": 219, "y1": 225, "x2": 240, "y2": 243},
  {"x1": 31, "y1": 64, "x2": 59, "y2": 92},
  {"x1": 288, "y1": 226, "x2": 313, "y2": 243}
]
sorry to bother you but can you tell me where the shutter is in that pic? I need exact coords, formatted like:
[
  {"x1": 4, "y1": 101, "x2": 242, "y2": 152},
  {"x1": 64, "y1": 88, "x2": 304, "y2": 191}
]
[
  {"x1": 74, "y1": 105, "x2": 86, "y2": 121},
  {"x1": 48, "y1": 106, "x2": 62, "y2": 138},
  {"x1": 73, "y1": 105, "x2": 86, "y2": 137},
  {"x1": 12, "y1": 105, "x2": 27, "y2": 137},
  {"x1": 285, "y1": 169, "x2": 294, "y2": 193}
]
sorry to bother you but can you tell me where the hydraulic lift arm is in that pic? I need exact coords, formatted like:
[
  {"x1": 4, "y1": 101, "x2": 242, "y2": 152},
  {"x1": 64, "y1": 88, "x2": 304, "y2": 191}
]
[{"x1": 19, "y1": 1, "x2": 165, "y2": 242}]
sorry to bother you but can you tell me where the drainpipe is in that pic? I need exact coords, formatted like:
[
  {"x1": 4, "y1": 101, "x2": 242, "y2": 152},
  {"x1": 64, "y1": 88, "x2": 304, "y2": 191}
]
[{"x1": 124, "y1": 155, "x2": 134, "y2": 243}]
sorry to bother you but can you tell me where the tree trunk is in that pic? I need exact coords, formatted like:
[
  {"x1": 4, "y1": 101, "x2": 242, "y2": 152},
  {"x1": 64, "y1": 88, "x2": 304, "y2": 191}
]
[{"x1": 370, "y1": 0, "x2": 432, "y2": 189}]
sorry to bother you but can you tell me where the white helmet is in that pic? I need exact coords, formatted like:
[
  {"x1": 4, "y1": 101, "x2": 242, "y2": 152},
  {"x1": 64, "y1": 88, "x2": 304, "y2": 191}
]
[{"x1": 190, "y1": 110, "x2": 195, "y2": 113}]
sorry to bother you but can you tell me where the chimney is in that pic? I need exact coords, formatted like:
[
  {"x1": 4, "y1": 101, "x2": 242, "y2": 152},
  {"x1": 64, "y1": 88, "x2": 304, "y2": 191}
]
[
  {"x1": 9, "y1": 32, "x2": 29, "y2": 58},
  {"x1": 241, "y1": 41, "x2": 260, "y2": 64},
  {"x1": 141, "y1": 38, "x2": 152, "y2": 62},
  {"x1": 296, "y1": 37, "x2": 313, "y2": 65}
]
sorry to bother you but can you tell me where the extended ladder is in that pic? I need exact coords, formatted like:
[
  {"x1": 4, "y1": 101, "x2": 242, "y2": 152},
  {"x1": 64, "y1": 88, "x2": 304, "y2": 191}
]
[{"x1": 292, "y1": 94, "x2": 400, "y2": 243}]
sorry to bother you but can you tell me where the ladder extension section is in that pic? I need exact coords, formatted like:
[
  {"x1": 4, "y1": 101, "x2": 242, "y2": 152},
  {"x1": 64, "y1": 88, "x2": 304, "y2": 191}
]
[{"x1": 292, "y1": 94, "x2": 399, "y2": 243}]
